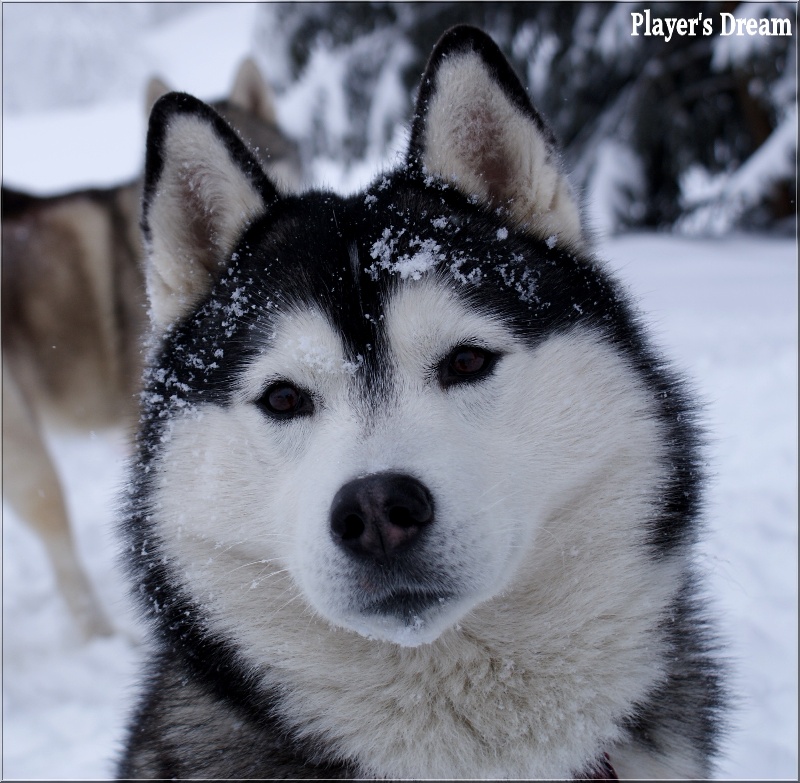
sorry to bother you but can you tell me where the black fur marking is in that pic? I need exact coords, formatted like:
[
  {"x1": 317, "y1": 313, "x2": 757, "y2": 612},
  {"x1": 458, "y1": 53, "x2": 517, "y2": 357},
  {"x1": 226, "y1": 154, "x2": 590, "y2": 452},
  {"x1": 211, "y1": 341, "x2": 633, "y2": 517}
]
[
  {"x1": 621, "y1": 574, "x2": 728, "y2": 771},
  {"x1": 118, "y1": 653, "x2": 354, "y2": 778}
]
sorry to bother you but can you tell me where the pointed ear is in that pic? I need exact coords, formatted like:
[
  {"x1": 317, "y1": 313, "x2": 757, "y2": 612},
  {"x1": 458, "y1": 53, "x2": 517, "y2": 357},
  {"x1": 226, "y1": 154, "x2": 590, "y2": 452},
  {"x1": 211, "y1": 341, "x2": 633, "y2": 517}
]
[
  {"x1": 145, "y1": 76, "x2": 171, "y2": 115},
  {"x1": 229, "y1": 57, "x2": 278, "y2": 125},
  {"x1": 142, "y1": 92, "x2": 279, "y2": 330},
  {"x1": 408, "y1": 26, "x2": 584, "y2": 249}
]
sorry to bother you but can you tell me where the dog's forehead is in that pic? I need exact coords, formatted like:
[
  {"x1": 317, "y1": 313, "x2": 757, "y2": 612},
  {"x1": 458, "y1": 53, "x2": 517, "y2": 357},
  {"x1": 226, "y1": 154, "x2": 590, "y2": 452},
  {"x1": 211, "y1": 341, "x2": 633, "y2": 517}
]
[
  {"x1": 240, "y1": 187, "x2": 519, "y2": 357},
  {"x1": 212, "y1": 178, "x2": 598, "y2": 402},
  {"x1": 242, "y1": 183, "x2": 498, "y2": 318},
  {"x1": 384, "y1": 279, "x2": 518, "y2": 360},
  {"x1": 239, "y1": 277, "x2": 513, "y2": 385},
  {"x1": 236, "y1": 306, "x2": 356, "y2": 400}
]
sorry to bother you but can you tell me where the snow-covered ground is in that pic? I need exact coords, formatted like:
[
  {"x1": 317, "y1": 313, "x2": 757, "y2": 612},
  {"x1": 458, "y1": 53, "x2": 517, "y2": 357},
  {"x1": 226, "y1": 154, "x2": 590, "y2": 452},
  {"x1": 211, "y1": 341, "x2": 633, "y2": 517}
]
[{"x1": 3, "y1": 4, "x2": 797, "y2": 780}]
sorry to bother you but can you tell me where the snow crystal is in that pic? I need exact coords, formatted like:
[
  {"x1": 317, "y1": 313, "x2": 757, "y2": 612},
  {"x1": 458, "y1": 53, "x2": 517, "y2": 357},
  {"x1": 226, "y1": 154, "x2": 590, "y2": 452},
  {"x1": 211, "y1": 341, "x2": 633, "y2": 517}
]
[
  {"x1": 290, "y1": 337, "x2": 364, "y2": 378},
  {"x1": 449, "y1": 258, "x2": 483, "y2": 286},
  {"x1": 367, "y1": 228, "x2": 445, "y2": 281},
  {"x1": 292, "y1": 336, "x2": 337, "y2": 374},
  {"x1": 496, "y1": 227, "x2": 508, "y2": 241},
  {"x1": 341, "y1": 354, "x2": 364, "y2": 376},
  {"x1": 495, "y1": 257, "x2": 538, "y2": 303}
]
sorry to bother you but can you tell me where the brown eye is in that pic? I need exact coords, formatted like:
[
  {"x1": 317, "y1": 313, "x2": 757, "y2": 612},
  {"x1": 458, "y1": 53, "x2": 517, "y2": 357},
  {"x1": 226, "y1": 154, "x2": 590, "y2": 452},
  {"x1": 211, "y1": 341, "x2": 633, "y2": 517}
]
[
  {"x1": 439, "y1": 346, "x2": 498, "y2": 387},
  {"x1": 451, "y1": 348, "x2": 487, "y2": 375},
  {"x1": 257, "y1": 382, "x2": 313, "y2": 419}
]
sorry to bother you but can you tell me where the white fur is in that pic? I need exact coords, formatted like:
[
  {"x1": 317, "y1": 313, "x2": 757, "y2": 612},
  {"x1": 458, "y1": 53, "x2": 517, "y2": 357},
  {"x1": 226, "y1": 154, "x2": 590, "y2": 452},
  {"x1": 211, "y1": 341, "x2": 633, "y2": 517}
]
[
  {"x1": 422, "y1": 51, "x2": 584, "y2": 249},
  {"x1": 150, "y1": 278, "x2": 693, "y2": 777},
  {"x1": 145, "y1": 114, "x2": 266, "y2": 330}
]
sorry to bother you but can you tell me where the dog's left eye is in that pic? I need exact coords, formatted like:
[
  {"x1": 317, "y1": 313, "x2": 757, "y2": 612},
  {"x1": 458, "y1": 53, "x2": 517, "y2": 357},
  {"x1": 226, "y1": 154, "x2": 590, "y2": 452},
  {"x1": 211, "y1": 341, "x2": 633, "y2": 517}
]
[
  {"x1": 256, "y1": 382, "x2": 314, "y2": 419},
  {"x1": 439, "y1": 345, "x2": 498, "y2": 387}
]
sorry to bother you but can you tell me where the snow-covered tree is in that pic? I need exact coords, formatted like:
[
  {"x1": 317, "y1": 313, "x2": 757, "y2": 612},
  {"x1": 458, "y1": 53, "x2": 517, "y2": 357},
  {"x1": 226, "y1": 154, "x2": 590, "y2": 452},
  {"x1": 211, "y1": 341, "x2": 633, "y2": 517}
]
[{"x1": 257, "y1": 1, "x2": 796, "y2": 235}]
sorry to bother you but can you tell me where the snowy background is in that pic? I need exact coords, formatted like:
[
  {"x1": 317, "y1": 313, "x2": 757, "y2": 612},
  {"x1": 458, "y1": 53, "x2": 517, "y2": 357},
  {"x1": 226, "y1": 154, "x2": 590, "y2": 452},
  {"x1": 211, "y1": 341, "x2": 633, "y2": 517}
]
[{"x1": 2, "y1": 3, "x2": 797, "y2": 780}]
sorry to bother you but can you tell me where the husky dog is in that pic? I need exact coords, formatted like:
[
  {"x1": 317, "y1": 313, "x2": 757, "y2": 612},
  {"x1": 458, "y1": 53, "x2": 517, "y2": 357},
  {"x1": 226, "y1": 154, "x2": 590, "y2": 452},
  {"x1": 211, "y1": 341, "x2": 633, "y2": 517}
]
[
  {"x1": 118, "y1": 26, "x2": 725, "y2": 779},
  {"x1": 2, "y1": 58, "x2": 302, "y2": 639}
]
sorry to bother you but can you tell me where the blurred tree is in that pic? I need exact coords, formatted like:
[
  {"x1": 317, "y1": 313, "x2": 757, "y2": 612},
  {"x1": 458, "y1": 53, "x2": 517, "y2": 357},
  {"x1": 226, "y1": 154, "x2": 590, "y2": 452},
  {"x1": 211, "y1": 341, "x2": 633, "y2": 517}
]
[{"x1": 259, "y1": 1, "x2": 796, "y2": 234}]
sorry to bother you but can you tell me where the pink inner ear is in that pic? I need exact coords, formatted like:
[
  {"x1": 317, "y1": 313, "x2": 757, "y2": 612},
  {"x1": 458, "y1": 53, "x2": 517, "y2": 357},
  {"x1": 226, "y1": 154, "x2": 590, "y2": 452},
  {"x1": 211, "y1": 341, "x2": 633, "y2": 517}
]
[
  {"x1": 176, "y1": 167, "x2": 221, "y2": 274},
  {"x1": 457, "y1": 103, "x2": 514, "y2": 206},
  {"x1": 421, "y1": 52, "x2": 584, "y2": 250}
]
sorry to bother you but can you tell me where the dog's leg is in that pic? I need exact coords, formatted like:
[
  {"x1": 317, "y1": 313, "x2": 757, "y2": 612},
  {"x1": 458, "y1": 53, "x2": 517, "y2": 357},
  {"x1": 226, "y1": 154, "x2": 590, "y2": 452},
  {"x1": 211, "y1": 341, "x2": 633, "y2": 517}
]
[{"x1": 2, "y1": 360, "x2": 113, "y2": 639}]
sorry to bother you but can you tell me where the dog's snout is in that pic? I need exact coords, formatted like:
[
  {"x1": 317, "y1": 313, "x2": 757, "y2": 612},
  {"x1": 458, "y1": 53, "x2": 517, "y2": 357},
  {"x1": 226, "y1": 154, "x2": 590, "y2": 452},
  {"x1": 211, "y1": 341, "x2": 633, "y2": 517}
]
[{"x1": 330, "y1": 473, "x2": 434, "y2": 562}]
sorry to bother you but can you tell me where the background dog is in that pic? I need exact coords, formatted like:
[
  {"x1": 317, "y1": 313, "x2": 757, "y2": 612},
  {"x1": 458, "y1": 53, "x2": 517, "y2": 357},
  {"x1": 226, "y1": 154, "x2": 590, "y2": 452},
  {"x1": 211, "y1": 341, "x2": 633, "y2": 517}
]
[{"x1": 2, "y1": 58, "x2": 303, "y2": 638}]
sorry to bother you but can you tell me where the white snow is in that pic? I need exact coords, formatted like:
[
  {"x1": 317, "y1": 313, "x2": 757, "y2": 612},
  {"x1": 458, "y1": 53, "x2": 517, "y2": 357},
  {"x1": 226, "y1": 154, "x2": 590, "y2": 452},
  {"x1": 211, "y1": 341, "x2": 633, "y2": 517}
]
[
  {"x1": 2, "y1": 2, "x2": 395, "y2": 198},
  {"x1": 2, "y1": 6, "x2": 797, "y2": 780},
  {"x1": 140, "y1": 3, "x2": 263, "y2": 97},
  {"x1": 2, "y1": 4, "x2": 265, "y2": 192},
  {"x1": 678, "y1": 106, "x2": 798, "y2": 235},
  {"x1": 585, "y1": 138, "x2": 646, "y2": 235},
  {"x1": 368, "y1": 229, "x2": 445, "y2": 281},
  {"x1": 2, "y1": 102, "x2": 148, "y2": 191},
  {"x1": 600, "y1": 233, "x2": 798, "y2": 780}
]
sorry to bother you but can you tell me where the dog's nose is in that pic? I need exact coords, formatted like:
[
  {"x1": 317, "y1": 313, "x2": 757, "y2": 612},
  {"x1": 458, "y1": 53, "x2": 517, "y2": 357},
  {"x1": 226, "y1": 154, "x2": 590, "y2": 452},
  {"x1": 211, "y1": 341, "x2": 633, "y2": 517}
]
[{"x1": 330, "y1": 473, "x2": 434, "y2": 562}]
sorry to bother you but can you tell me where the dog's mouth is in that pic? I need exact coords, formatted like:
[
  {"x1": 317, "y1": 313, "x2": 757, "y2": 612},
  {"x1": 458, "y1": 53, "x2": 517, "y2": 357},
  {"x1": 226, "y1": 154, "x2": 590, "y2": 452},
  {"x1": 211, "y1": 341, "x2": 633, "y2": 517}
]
[
  {"x1": 336, "y1": 585, "x2": 461, "y2": 646},
  {"x1": 311, "y1": 556, "x2": 473, "y2": 645},
  {"x1": 363, "y1": 589, "x2": 453, "y2": 621}
]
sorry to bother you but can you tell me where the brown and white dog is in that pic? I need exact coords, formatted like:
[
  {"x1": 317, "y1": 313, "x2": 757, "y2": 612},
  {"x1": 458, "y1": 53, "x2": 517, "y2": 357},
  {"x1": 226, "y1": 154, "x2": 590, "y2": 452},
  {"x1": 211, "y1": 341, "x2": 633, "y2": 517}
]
[{"x1": 2, "y1": 58, "x2": 303, "y2": 638}]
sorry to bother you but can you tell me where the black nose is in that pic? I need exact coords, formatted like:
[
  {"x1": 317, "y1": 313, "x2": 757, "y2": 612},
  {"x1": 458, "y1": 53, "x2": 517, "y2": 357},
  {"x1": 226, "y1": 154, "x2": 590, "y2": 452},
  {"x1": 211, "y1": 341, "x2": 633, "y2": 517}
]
[{"x1": 330, "y1": 473, "x2": 434, "y2": 563}]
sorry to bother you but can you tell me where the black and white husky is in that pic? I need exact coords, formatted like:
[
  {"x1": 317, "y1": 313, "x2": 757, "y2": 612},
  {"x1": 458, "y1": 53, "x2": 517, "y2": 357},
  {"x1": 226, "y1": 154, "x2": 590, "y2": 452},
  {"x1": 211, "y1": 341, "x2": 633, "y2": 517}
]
[{"x1": 119, "y1": 26, "x2": 725, "y2": 779}]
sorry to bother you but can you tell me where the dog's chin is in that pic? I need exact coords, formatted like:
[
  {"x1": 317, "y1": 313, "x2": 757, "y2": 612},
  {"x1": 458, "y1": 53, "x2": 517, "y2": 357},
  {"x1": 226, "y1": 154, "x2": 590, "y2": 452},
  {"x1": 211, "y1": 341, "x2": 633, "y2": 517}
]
[{"x1": 337, "y1": 592, "x2": 468, "y2": 647}]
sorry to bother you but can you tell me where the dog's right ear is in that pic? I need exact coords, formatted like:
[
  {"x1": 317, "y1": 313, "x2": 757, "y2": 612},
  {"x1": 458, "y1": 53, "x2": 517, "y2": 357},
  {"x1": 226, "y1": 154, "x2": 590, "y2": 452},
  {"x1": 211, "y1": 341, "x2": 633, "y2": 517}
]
[{"x1": 142, "y1": 92, "x2": 279, "y2": 330}]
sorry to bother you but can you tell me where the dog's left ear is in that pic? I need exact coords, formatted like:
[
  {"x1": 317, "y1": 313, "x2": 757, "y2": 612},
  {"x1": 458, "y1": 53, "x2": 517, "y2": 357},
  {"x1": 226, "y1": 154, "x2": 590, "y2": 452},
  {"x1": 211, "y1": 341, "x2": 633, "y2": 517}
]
[
  {"x1": 145, "y1": 76, "x2": 171, "y2": 115},
  {"x1": 142, "y1": 92, "x2": 279, "y2": 330},
  {"x1": 408, "y1": 26, "x2": 583, "y2": 249},
  {"x1": 229, "y1": 57, "x2": 278, "y2": 125}
]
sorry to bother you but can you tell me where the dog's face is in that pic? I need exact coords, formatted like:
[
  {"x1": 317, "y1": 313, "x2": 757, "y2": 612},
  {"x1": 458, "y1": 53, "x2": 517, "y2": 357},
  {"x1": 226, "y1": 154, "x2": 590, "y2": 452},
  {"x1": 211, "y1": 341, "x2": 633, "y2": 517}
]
[
  {"x1": 136, "y1": 28, "x2": 663, "y2": 650},
  {"x1": 158, "y1": 284, "x2": 537, "y2": 646}
]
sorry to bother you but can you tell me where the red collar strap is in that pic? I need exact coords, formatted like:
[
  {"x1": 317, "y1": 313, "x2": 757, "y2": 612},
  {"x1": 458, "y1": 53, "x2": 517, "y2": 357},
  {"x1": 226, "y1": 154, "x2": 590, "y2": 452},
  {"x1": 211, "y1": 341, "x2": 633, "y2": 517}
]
[{"x1": 578, "y1": 752, "x2": 618, "y2": 780}]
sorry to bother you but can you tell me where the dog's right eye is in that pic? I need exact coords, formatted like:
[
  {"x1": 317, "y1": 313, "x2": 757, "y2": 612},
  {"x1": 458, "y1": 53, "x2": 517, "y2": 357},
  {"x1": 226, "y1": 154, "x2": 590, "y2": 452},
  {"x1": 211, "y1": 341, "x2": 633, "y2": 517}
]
[
  {"x1": 438, "y1": 345, "x2": 499, "y2": 387},
  {"x1": 256, "y1": 382, "x2": 314, "y2": 420}
]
